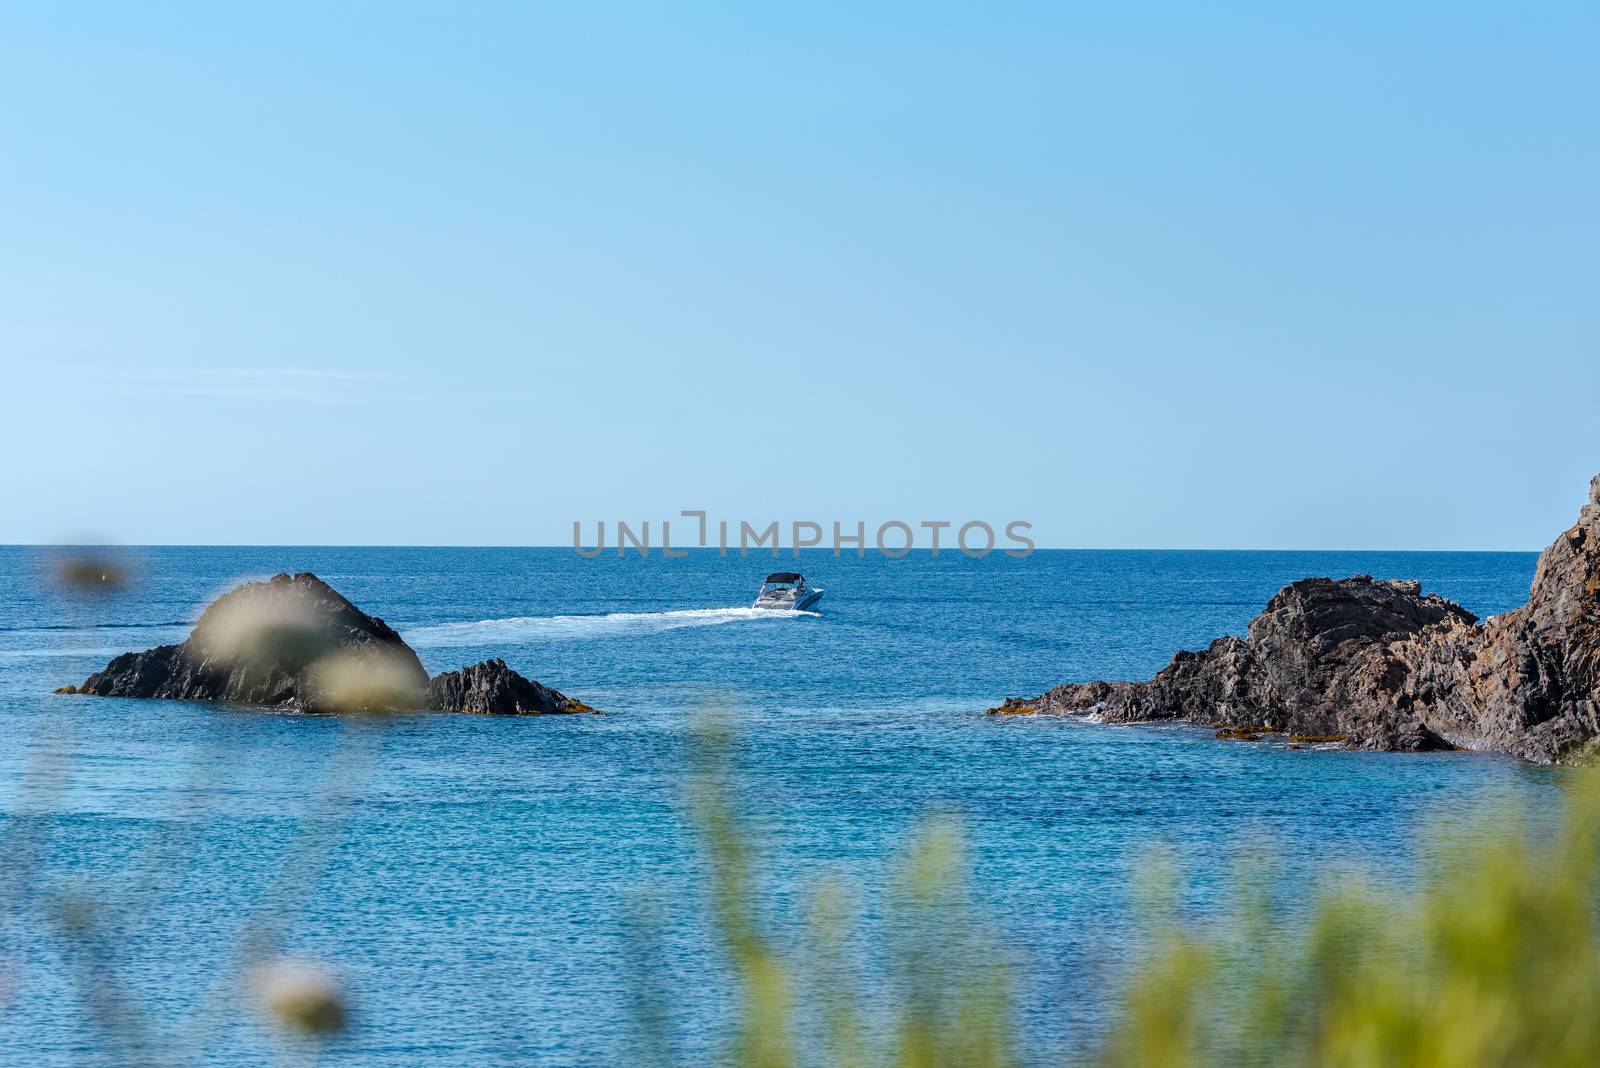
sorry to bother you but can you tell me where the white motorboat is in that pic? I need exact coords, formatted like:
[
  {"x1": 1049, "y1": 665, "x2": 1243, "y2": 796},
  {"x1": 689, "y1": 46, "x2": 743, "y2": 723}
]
[{"x1": 752, "y1": 572, "x2": 824, "y2": 612}]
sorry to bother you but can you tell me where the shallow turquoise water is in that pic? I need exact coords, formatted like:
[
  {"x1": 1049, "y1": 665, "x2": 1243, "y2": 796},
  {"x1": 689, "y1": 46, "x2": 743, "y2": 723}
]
[{"x1": 0, "y1": 547, "x2": 1558, "y2": 1064}]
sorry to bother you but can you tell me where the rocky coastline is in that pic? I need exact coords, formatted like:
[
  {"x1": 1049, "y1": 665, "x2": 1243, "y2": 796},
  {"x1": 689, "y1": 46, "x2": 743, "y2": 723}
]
[
  {"x1": 991, "y1": 473, "x2": 1600, "y2": 765},
  {"x1": 56, "y1": 572, "x2": 595, "y2": 716}
]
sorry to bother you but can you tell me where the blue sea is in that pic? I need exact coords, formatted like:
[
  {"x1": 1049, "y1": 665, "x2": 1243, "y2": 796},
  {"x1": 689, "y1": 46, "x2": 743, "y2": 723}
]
[{"x1": 0, "y1": 546, "x2": 1560, "y2": 1065}]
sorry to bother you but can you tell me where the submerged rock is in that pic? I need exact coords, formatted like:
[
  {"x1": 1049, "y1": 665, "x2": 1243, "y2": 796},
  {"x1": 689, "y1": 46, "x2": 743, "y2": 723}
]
[
  {"x1": 67, "y1": 572, "x2": 593, "y2": 716},
  {"x1": 992, "y1": 473, "x2": 1600, "y2": 765},
  {"x1": 428, "y1": 658, "x2": 596, "y2": 715}
]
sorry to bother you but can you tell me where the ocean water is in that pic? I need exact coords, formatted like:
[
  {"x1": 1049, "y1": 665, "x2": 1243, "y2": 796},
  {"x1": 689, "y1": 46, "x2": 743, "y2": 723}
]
[{"x1": 0, "y1": 546, "x2": 1561, "y2": 1065}]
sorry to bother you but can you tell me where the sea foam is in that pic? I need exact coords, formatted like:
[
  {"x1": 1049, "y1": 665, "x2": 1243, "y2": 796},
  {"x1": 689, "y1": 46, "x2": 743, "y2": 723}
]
[{"x1": 404, "y1": 606, "x2": 818, "y2": 647}]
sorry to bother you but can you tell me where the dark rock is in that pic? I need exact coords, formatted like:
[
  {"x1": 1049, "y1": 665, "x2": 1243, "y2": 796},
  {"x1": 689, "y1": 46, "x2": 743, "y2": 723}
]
[
  {"x1": 67, "y1": 571, "x2": 596, "y2": 717},
  {"x1": 76, "y1": 572, "x2": 430, "y2": 712},
  {"x1": 427, "y1": 659, "x2": 597, "y2": 715},
  {"x1": 990, "y1": 473, "x2": 1600, "y2": 765},
  {"x1": 78, "y1": 572, "x2": 432, "y2": 713}
]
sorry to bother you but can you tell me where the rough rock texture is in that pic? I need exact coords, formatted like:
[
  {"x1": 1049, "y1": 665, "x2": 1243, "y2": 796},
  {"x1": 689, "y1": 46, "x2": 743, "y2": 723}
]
[
  {"x1": 78, "y1": 572, "x2": 430, "y2": 712},
  {"x1": 428, "y1": 658, "x2": 595, "y2": 716},
  {"x1": 992, "y1": 474, "x2": 1600, "y2": 765},
  {"x1": 69, "y1": 572, "x2": 593, "y2": 716}
]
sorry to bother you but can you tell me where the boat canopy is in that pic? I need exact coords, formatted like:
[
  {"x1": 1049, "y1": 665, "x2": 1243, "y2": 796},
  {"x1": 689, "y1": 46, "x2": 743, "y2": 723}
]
[{"x1": 764, "y1": 572, "x2": 802, "y2": 584}]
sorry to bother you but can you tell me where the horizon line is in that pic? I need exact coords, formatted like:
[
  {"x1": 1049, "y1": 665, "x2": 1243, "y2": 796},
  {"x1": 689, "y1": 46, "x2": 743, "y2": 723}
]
[{"x1": 0, "y1": 542, "x2": 1545, "y2": 555}]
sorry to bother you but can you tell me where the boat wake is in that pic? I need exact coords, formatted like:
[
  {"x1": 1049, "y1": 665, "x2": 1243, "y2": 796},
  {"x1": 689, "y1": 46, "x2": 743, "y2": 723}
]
[{"x1": 404, "y1": 606, "x2": 818, "y2": 647}]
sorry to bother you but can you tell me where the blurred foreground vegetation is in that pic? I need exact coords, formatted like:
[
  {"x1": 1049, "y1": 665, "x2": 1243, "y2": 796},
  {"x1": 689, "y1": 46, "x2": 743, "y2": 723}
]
[
  {"x1": 678, "y1": 725, "x2": 1600, "y2": 1068},
  {"x1": 22, "y1": 555, "x2": 1600, "y2": 1065},
  {"x1": 9, "y1": 701, "x2": 1599, "y2": 1066}
]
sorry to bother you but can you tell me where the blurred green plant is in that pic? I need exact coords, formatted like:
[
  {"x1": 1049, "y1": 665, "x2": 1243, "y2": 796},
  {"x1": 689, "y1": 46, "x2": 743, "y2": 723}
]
[
  {"x1": 1099, "y1": 773, "x2": 1600, "y2": 1068},
  {"x1": 668, "y1": 720, "x2": 1016, "y2": 1068},
  {"x1": 672, "y1": 724, "x2": 1600, "y2": 1068},
  {"x1": 14, "y1": 693, "x2": 1600, "y2": 1067}
]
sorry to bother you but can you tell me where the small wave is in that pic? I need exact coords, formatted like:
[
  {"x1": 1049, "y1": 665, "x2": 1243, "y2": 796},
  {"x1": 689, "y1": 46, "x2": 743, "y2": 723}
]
[
  {"x1": 0, "y1": 647, "x2": 150, "y2": 660},
  {"x1": 0, "y1": 621, "x2": 192, "y2": 635},
  {"x1": 404, "y1": 606, "x2": 817, "y2": 647},
  {"x1": 0, "y1": 622, "x2": 190, "y2": 659}
]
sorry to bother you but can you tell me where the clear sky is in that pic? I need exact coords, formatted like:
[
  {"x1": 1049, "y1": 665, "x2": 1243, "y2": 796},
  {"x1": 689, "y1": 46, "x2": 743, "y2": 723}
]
[{"x1": 1, "y1": 2, "x2": 1595, "y2": 549}]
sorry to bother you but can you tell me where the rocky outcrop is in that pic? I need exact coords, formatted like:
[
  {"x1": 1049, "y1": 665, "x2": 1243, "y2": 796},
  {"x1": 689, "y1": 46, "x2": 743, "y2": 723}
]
[
  {"x1": 68, "y1": 572, "x2": 593, "y2": 716},
  {"x1": 428, "y1": 659, "x2": 596, "y2": 715},
  {"x1": 78, "y1": 572, "x2": 430, "y2": 712},
  {"x1": 992, "y1": 474, "x2": 1600, "y2": 765}
]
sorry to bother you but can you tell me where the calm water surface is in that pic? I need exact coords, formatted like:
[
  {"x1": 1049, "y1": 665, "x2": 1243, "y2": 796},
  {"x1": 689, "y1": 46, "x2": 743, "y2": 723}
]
[{"x1": 0, "y1": 547, "x2": 1557, "y2": 1065}]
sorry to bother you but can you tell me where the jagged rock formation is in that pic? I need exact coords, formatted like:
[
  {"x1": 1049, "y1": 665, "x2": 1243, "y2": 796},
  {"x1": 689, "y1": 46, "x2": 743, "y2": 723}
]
[
  {"x1": 992, "y1": 474, "x2": 1600, "y2": 765},
  {"x1": 66, "y1": 572, "x2": 593, "y2": 716},
  {"x1": 75, "y1": 572, "x2": 430, "y2": 712},
  {"x1": 428, "y1": 658, "x2": 595, "y2": 715}
]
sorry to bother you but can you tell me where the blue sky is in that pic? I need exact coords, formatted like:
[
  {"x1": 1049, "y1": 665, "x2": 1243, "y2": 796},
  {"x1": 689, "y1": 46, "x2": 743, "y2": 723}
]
[{"x1": 1, "y1": 2, "x2": 1595, "y2": 549}]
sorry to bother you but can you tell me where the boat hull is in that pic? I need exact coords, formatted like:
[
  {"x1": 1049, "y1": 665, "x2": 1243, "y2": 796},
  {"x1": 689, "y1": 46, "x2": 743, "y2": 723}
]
[{"x1": 753, "y1": 589, "x2": 824, "y2": 612}]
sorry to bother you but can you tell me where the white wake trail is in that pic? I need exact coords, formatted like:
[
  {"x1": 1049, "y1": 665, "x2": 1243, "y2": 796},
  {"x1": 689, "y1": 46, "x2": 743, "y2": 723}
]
[{"x1": 404, "y1": 606, "x2": 817, "y2": 647}]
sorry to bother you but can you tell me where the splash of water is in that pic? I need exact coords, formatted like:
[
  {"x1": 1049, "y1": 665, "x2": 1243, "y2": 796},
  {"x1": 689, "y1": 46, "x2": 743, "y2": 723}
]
[{"x1": 404, "y1": 606, "x2": 819, "y2": 647}]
